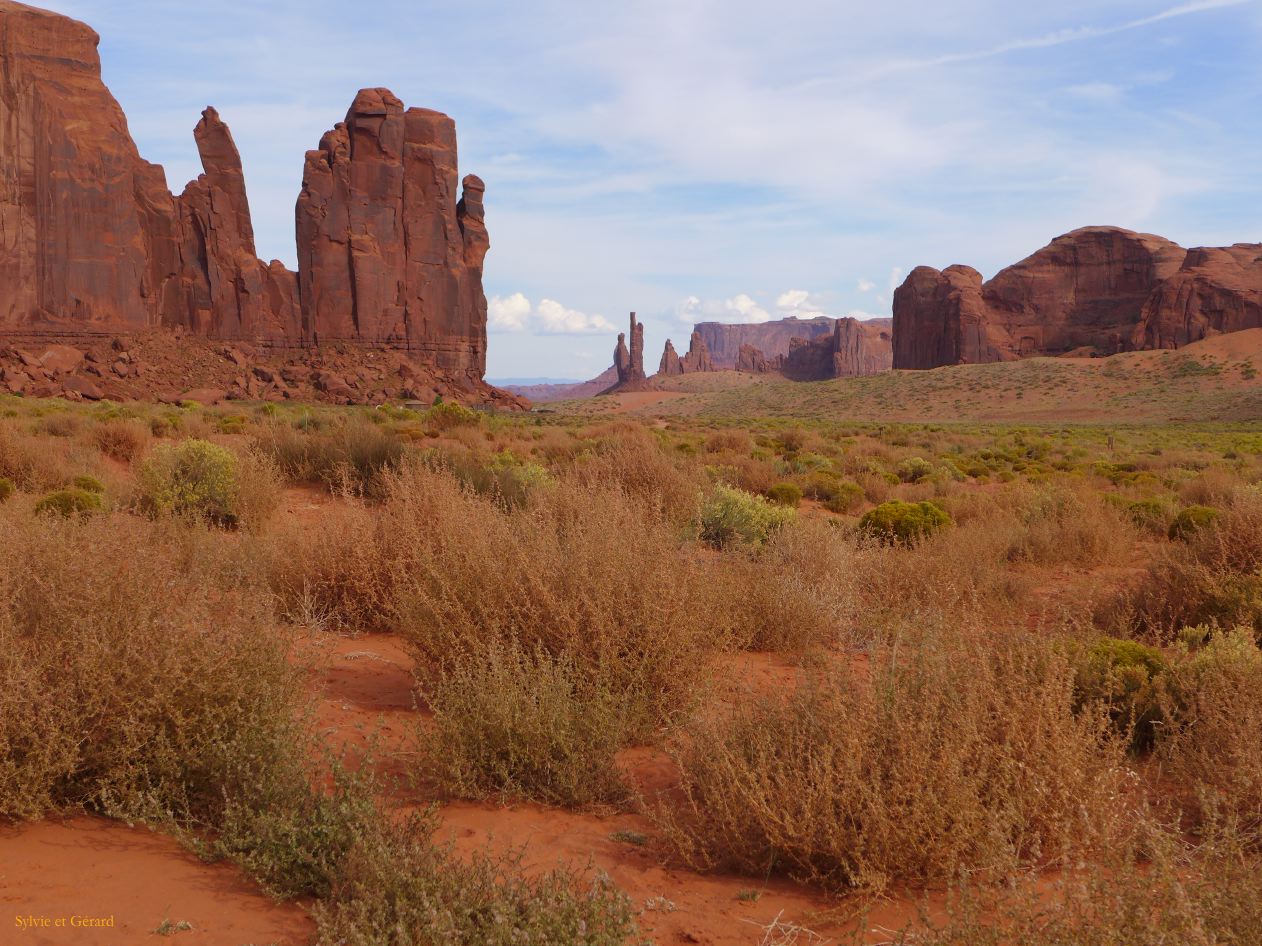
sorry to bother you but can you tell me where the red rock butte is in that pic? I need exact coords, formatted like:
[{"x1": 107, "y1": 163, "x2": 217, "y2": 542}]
[
  {"x1": 893, "y1": 226, "x2": 1262, "y2": 370},
  {"x1": 0, "y1": 1, "x2": 506, "y2": 400}
]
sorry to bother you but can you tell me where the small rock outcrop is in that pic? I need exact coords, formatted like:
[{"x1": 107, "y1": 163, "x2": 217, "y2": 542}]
[
  {"x1": 892, "y1": 226, "x2": 1262, "y2": 369},
  {"x1": 658, "y1": 339, "x2": 682, "y2": 376},
  {"x1": 657, "y1": 330, "x2": 716, "y2": 376},
  {"x1": 781, "y1": 317, "x2": 892, "y2": 380}
]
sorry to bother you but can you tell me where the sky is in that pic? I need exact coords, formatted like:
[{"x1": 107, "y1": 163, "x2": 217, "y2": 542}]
[{"x1": 56, "y1": 0, "x2": 1262, "y2": 380}]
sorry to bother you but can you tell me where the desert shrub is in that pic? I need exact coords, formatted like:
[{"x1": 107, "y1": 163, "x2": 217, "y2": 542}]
[
  {"x1": 705, "y1": 428, "x2": 752, "y2": 454},
  {"x1": 698, "y1": 484, "x2": 796, "y2": 548},
  {"x1": 71, "y1": 474, "x2": 105, "y2": 494},
  {"x1": 824, "y1": 480, "x2": 865, "y2": 514},
  {"x1": 0, "y1": 421, "x2": 72, "y2": 490},
  {"x1": 423, "y1": 641, "x2": 630, "y2": 807},
  {"x1": 0, "y1": 477, "x2": 13, "y2": 503},
  {"x1": 33, "y1": 488, "x2": 102, "y2": 518},
  {"x1": 36, "y1": 412, "x2": 83, "y2": 438},
  {"x1": 385, "y1": 466, "x2": 727, "y2": 739},
  {"x1": 1126, "y1": 497, "x2": 1173, "y2": 535},
  {"x1": 1071, "y1": 637, "x2": 1168, "y2": 751},
  {"x1": 266, "y1": 501, "x2": 392, "y2": 632},
  {"x1": 658, "y1": 629, "x2": 1123, "y2": 892},
  {"x1": 766, "y1": 482, "x2": 802, "y2": 508},
  {"x1": 1160, "y1": 628, "x2": 1262, "y2": 831},
  {"x1": 1169, "y1": 504, "x2": 1221, "y2": 540},
  {"x1": 1003, "y1": 486, "x2": 1134, "y2": 567},
  {"x1": 445, "y1": 449, "x2": 553, "y2": 509},
  {"x1": 424, "y1": 401, "x2": 481, "y2": 431},
  {"x1": 138, "y1": 439, "x2": 236, "y2": 524},
  {"x1": 256, "y1": 417, "x2": 405, "y2": 495},
  {"x1": 0, "y1": 511, "x2": 296, "y2": 823},
  {"x1": 896, "y1": 456, "x2": 935, "y2": 483},
  {"x1": 1124, "y1": 489, "x2": 1262, "y2": 635},
  {"x1": 859, "y1": 500, "x2": 952, "y2": 545},
  {"x1": 137, "y1": 439, "x2": 278, "y2": 530},
  {"x1": 314, "y1": 810, "x2": 638, "y2": 946},
  {"x1": 720, "y1": 521, "x2": 877, "y2": 652},
  {"x1": 904, "y1": 819, "x2": 1262, "y2": 946},
  {"x1": 92, "y1": 418, "x2": 150, "y2": 462},
  {"x1": 573, "y1": 426, "x2": 703, "y2": 523}
]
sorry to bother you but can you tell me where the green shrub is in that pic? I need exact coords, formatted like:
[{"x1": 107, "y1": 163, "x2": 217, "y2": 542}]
[
  {"x1": 0, "y1": 477, "x2": 13, "y2": 503},
  {"x1": 71, "y1": 474, "x2": 105, "y2": 494},
  {"x1": 1073, "y1": 638, "x2": 1168, "y2": 751},
  {"x1": 138, "y1": 439, "x2": 238, "y2": 526},
  {"x1": 859, "y1": 500, "x2": 952, "y2": 545},
  {"x1": 766, "y1": 482, "x2": 803, "y2": 508},
  {"x1": 1169, "y1": 504, "x2": 1221, "y2": 541},
  {"x1": 824, "y1": 481, "x2": 865, "y2": 514},
  {"x1": 33, "y1": 488, "x2": 102, "y2": 518},
  {"x1": 424, "y1": 401, "x2": 481, "y2": 431},
  {"x1": 1127, "y1": 498, "x2": 1173, "y2": 535},
  {"x1": 896, "y1": 457, "x2": 935, "y2": 483},
  {"x1": 698, "y1": 484, "x2": 796, "y2": 549}
]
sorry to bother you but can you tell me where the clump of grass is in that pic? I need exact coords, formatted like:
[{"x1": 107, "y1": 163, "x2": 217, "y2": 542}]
[
  {"x1": 698, "y1": 484, "x2": 796, "y2": 549},
  {"x1": 0, "y1": 477, "x2": 15, "y2": 503},
  {"x1": 423, "y1": 641, "x2": 631, "y2": 807},
  {"x1": 255, "y1": 416, "x2": 404, "y2": 496}
]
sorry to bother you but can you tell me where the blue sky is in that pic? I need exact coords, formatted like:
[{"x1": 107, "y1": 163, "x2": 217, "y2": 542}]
[{"x1": 56, "y1": 0, "x2": 1262, "y2": 379}]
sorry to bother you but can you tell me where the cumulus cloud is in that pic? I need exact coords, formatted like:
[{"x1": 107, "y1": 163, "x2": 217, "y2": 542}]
[
  {"x1": 489, "y1": 293, "x2": 615, "y2": 335},
  {"x1": 675, "y1": 293, "x2": 770, "y2": 325},
  {"x1": 857, "y1": 279, "x2": 876, "y2": 293},
  {"x1": 676, "y1": 288, "x2": 877, "y2": 326}
]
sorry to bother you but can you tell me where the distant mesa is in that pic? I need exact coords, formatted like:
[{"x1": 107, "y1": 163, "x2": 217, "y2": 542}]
[
  {"x1": 0, "y1": 1, "x2": 522, "y2": 407},
  {"x1": 893, "y1": 226, "x2": 1262, "y2": 370}
]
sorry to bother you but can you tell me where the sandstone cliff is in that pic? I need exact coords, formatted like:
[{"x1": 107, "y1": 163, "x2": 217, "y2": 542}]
[
  {"x1": 893, "y1": 227, "x2": 1262, "y2": 369},
  {"x1": 694, "y1": 316, "x2": 836, "y2": 369},
  {"x1": 603, "y1": 312, "x2": 650, "y2": 393},
  {"x1": 0, "y1": 1, "x2": 502, "y2": 401}
]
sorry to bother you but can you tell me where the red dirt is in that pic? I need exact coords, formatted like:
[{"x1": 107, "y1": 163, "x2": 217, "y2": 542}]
[{"x1": 0, "y1": 817, "x2": 313, "y2": 946}]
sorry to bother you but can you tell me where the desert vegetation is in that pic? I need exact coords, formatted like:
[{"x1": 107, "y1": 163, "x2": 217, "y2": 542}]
[{"x1": 3, "y1": 390, "x2": 1262, "y2": 942}]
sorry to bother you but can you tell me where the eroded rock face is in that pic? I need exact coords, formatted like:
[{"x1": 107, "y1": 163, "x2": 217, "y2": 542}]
[
  {"x1": 295, "y1": 89, "x2": 489, "y2": 376},
  {"x1": 889, "y1": 226, "x2": 1255, "y2": 369},
  {"x1": 694, "y1": 316, "x2": 836, "y2": 369},
  {"x1": 1133, "y1": 244, "x2": 1262, "y2": 350},
  {"x1": 658, "y1": 339, "x2": 681, "y2": 376},
  {"x1": 0, "y1": 3, "x2": 500, "y2": 399},
  {"x1": 0, "y1": 1, "x2": 180, "y2": 332},
  {"x1": 778, "y1": 318, "x2": 892, "y2": 380},
  {"x1": 658, "y1": 331, "x2": 715, "y2": 376}
]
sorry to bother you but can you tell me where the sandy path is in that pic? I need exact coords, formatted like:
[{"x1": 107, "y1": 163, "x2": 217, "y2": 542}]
[{"x1": 0, "y1": 818, "x2": 312, "y2": 946}]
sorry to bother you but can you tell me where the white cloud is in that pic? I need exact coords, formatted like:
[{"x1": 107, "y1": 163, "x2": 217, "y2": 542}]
[
  {"x1": 857, "y1": 279, "x2": 876, "y2": 293},
  {"x1": 675, "y1": 293, "x2": 770, "y2": 325},
  {"x1": 489, "y1": 293, "x2": 615, "y2": 335}
]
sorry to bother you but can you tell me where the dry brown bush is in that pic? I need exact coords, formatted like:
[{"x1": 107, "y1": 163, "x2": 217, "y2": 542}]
[
  {"x1": 657, "y1": 625, "x2": 1127, "y2": 893},
  {"x1": 1120, "y1": 486, "x2": 1262, "y2": 635},
  {"x1": 570, "y1": 426, "x2": 704, "y2": 523},
  {"x1": 0, "y1": 420, "x2": 82, "y2": 490},
  {"x1": 91, "y1": 417, "x2": 151, "y2": 462},
  {"x1": 382, "y1": 464, "x2": 728, "y2": 739},
  {"x1": 1159, "y1": 629, "x2": 1262, "y2": 832},
  {"x1": 0, "y1": 507, "x2": 298, "y2": 822}
]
